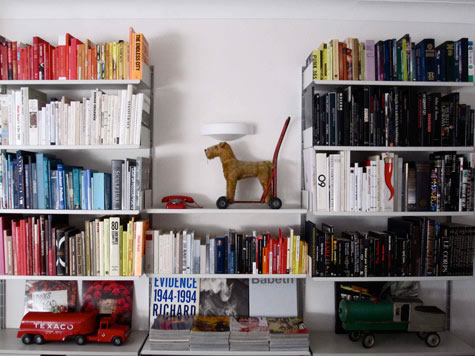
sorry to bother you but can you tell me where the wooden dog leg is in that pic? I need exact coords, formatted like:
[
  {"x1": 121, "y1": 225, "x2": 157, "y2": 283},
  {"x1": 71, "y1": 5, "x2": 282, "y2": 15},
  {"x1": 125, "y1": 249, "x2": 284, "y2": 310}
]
[{"x1": 226, "y1": 178, "x2": 237, "y2": 203}]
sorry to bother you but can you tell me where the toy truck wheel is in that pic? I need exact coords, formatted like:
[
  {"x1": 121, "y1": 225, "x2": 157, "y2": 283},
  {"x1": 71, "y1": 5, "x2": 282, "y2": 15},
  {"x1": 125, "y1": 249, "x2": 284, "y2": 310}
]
[
  {"x1": 34, "y1": 334, "x2": 44, "y2": 345},
  {"x1": 269, "y1": 197, "x2": 282, "y2": 209},
  {"x1": 362, "y1": 333, "x2": 375, "y2": 349},
  {"x1": 348, "y1": 331, "x2": 361, "y2": 342},
  {"x1": 21, "y1": 334, "x2": 33, "y2": 345},
  {"x1": 417, "y1": 332, "x2": 428, "y2": 340},
  {"x1": 112, "y1": 337, "x2": 123, "y2": 346},
  {"x1": 216, "y1": 196, "x2": 229, "y2": 209},
  {"x1": 75, "y1": 335, "x2": 86, "y2": 345},
  {"x1": 425, "y1": 333, "x2": 440, "y2": 347}
]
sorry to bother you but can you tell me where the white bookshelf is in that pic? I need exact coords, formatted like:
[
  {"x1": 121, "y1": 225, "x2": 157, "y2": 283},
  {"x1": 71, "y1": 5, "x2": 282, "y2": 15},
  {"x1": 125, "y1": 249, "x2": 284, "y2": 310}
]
[
  {"x1": 0, "y1": 79, "x2": 151, "y2": 89},
  {"x1": 0, "y1": 209, "x2": 140, "y2": 215},
  {"x1": 310, "y1": 80, "x2": 474, "y2": 88},
  {"x1": 311, "y1": 276, "x2": 473, "y2": 282},
  {"x1": 0, "y1": 144, "x2": 150, "y2": 150},
  {"x1": 0, "y1": 275, "x2": 144, "y2": 281},
  {"x1": 145, "y1": 208, "x2": 307, "y2": 214},
  {"x1": 148, "y1": 273, "x2": 307, "y2": 279},
  {"x1": 313, "y1": 146, "x2": 475, "y2": 152},
  {"x1": 309, "y1": 211, "x2": 474, "y2": 217},
  {"x1": 140, "y1": 338, "x2": 311, "y2": 356},
  {"x1": 308, "y1": 331, "x2": 474, "y2": 356},
  {"x1": 0, "y1": 329, "x2": 148, "y2": 355}
]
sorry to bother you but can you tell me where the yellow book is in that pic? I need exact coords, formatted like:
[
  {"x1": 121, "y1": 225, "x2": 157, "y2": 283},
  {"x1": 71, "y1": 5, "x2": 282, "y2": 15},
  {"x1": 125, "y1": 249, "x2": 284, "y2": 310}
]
[
  {"x1": 291, "y1": 235, "x2": 297, "y2": 274},
  {"x1": 318, "y1": 42, "x2": 327, "y2": 80},
  {"x1": 295, "y1": 235, "x2": 300, "y2": 274},
  {"x1": 127, "y1": 218, "x2": 135, "y2": 276},
  {"x1": 359, "y1": 42, "x2": 366, "y2": 80},
  {"x1": 103, "y1": 218, "x2": 110, "y2": 276},
  {"x1": 109, "y1": 43, "x2": 114, "y2": 80},
  {"x1": 119, "y1": 225, "x2": 124, "y2": 276},
  {"x1": 118, "y1": 41, "x2": 124, "y2": 80},
  {"x1": 314, "y1": 50, "x2": 321, "y2": 80},
  {"x1": 123, "y1": 41, "x2": 129, "y2": 79},
  {"x1": 299, "y1": 241, "x2": 305, "y2": 275},
  {"x1": 327, "y1": 41, "x2": 333, "y2": 80},
  {"x1": 352, "y1": 38, "x2": 360, "y2": 81},
  {"x1": 332, "y1": 39, "x2": 339, "y2": 80},
  {"x1": 84, "y1": 220, "x2": 91, "y2": 276},
  {"x1": 112, "y1": 41, "x2": 118, "y2": 80}
]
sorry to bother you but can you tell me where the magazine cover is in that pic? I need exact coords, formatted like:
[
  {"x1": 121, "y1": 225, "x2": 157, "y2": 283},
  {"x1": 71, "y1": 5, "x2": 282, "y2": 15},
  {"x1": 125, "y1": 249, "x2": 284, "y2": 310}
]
[
  {"x1": 24, "y1": 280, "x2": 78, "y2": 314},
  {"x1": 192, "y1": 316, "x2": 230, "y2": 332},
  {"x1": 151, "y1": 315, "x2": 194, "y2": 331},
  {"x1": 334, "y1": 281, "x2": 419, "y2": 333},
  {"x1": 81, "y1": 280, "x2": 133, "y2": 326},
  {"x1": 199, "y1": 278, "x2": 248, "y2": 316},
  {"x1": 230, "y1": 317, "x2": 269, "y2": 333},
  {"x1": 267, "y1": 317, "x2": 309, "y2": 334}
]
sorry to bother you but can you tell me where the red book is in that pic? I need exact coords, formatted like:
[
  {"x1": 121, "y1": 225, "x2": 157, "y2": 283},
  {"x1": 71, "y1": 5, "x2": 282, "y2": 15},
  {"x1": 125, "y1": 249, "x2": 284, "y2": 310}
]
[
  {"x1": 20, "y1": 219, "x2": 28, "y2": 275},
  {"x1": 33, "y1": 36, "x2": 49, "y2": 80},
  {"x1": 11, "y1": 41, "x2": 17, "y2": 79},
  {"x1": 272, "y1": 238, "x2": 278, "y2": 274},
  {"x1": 0, "y1": 43, "x2": 6, "y2": 79},
  {"x1": 26, "y1": 217, "x2": 33, "y2": 275},
  {"x1": 68, "y1": 34, "x2": 83, "y2": 80},
  {"x1": 28, "y1": 45, "x2": 33, "y2": 80},
  {"x1": 50, "y1": 225, "x2": 57, "y2": 276},
  {"x1": 16, "y1": 47, "x2": 22, "y2": 80},
  {"x1": 33, "y1": 219, "x2": 40, "y2": 275},
  {"x1": 338, "y1": 42, "x2": 345, "y2": 80},
  {"x1": 21, "y1": 48, "x2": 28, "y2": 80},
  {"x1": 11, "y1": 221, "x2": 18, "y2": 274},
  {"x1": 0, "y1": 216, "x2": 11, "y2": 275},
  {"x1": 51, "y1": 47, "x2": 57, "y2": 80},
  {"x1": 6, "y1": 42, "x2": 13, "y2": 80},
  {"x1": 40, "y1": 217, "x2": 46, "y2": 275}
]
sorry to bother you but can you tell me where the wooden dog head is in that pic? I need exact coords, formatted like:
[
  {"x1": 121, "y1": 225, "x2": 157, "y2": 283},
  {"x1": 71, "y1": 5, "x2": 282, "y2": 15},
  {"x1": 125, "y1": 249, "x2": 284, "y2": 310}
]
[{"x1": 204, "y1": 142, "x2": 236, "y2": 161}]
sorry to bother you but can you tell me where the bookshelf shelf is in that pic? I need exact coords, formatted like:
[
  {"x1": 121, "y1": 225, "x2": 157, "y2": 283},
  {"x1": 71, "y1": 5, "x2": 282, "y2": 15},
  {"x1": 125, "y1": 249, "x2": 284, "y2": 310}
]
[
  {"x1": 311, "y1": 276, "x2": 473, "y2": 282},
  {"x1": 311, "y1": 80, "x2": 474, "y2": 88},
  {"x1": 0, "y1": 329, "x2": 148, "y2": 355},
  {"x1": 145, "y1": 208, "x2": 307, "y2": 214},
  {"x1": 309, "y1": 211, "x2": 474, "y2": 217},
  {"x1": 148, "y1": 273, "x2": 307, "y2": 279},
  {"x1": 0, "y1": 79, "x2": 150, "y2": 89},
  {"x1": 313, "y1": 146, "x2": 475, "y2": 152},
  {"x1": 0, "y1": 144, "x2": 150, "y2": 151},
  {"x1": 308, "y1": 331, "x2": 474, "y2": 356},
  {"x1": 0, "y1": 275, "x2": 143, "y2": 281},
  {"x1": 141, "y1": 338, "x2": 311, "y2": 356},
  {"x1": 0, "y1": 209, "x2": 141, "y2": 215}
]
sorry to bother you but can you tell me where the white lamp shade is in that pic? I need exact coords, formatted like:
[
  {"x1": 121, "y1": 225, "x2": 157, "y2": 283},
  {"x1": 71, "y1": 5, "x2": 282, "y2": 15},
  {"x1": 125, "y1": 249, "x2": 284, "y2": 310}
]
[{"x1": 200, "y1": 123, "x2": 254, "y2": 141}]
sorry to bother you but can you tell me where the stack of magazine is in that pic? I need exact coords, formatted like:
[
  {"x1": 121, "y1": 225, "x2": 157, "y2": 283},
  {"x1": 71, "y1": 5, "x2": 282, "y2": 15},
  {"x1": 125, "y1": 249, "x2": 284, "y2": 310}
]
[
  {"x1": 149, "y1": 316, "x2": 193, "y2": 351},
  {"x1": 190, "y1": 316, "x2": 230, "y2": 351},
  {"x1": 229, "y1": 317, "x2": 269, "y2": 351},
  {"x1": 267, "y1": 317, "x2": 310, "y2": 351}
]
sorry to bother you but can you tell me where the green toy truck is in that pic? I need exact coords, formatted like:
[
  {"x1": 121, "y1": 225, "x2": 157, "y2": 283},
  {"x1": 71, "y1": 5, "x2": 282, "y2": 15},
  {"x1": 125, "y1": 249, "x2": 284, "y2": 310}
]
[{"x1": 338, "y1": 296, "x2": 446, "y2": 348}]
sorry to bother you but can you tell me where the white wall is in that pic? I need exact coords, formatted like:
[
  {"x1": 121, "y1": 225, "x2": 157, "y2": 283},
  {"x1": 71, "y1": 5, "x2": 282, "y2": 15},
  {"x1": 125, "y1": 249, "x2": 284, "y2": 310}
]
[{"x1": 1, "y1": 0, "x2": 474, "y2": 345}]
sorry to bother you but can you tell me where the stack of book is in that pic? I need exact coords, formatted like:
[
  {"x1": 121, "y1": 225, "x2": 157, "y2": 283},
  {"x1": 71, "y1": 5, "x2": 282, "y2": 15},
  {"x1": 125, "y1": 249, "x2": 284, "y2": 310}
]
[
  {"x1": 149, "y1": 315, "x2": 193, "y2": 351},
  {"x1": 306, "y1": 219, "x2": 474, "y2": 277},
  {"x1": 267, "y1": 317, "x2": 310, "y2": 351},
  {"x1": 0, "y1": 151, "x2": 151, "y2": 211},
  {"x1": 0, "y1": 215, "x2": 149, "y2": 277},
  {"x1": 229, "y1": 317, "x2": 269, "y2": 351},
  {"x1": 190, "y1": 316, "x2": 230, "y2": 351},
  {"x1": 145, "y1": 228, "x2": 308, "y2": 275},
  {"x1": 304, "y1": 151, "x2": 474, "y2": 213},
  {"x1": 0, "y1": 87, "x2": 151, "y2": 146},
  {"x1": 303, "y1": 87, "x2": 474, "y2": 147},
  {"x1": 0, "y1": 28, "x2": 149, "y2": 80},
  {"x1": 303, "y1": 35, "x2": 473, "y2": 88}
]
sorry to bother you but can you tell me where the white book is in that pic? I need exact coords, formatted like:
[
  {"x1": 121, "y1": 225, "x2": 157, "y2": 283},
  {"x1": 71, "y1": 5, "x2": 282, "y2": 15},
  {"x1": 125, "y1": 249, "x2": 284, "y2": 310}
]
[
  {"x1": 205, "y1": 235, "x2": 210, "y2": 274},
  {"x1": 349, "y1": 167, "x2": 355, "y2": 211},
  {"x1": 95, "y1": 91, "x2": 102, "y2": 145},
  {"x1": 177, "y1": 231, "x2": 183, "y2": 274},
  {"x1": 363, "y1": 171, "x2": 369, "y2": 212},
  {"x1": 341, "y1": 151, "x2": 349, "y2": 211},
  {"x1": 192, "y1": 236, "x2": 200, "y2": 274},
  {"x1": 114, "y1": 93, "x2": 122, "y2": 144},
  {"x1": 158, "y1": 232, "x2": 166, "y2": 274},
  {"x1": 130, "y1": 94, "x2": 137, "y2": 145},
  {"x1": 109, "y1": 217, "x2": 120, "y2": 276},
  {"x1": 287, "y1": 228, "x2": 293, "y2": 274},
  {"x1": 124, "y1": 85, "x2": 134, "y2": 144},
  {"x1": 20, "y1": 88, "x2": 29, "y2": 145},
  {"x1": 333, "y1": 154, "x2": 341, "y2": 211},
  {"x1": 200, "y1": 244, "x2": 207, "y2": 274},
  {"x1": 119, "y1": 89, "x2": 128, "y2": 144},
  {"x1": 75, "y1": 100, "x2": 81, "y2": 145},
  {"x1": 96, "y1": 220, "x2": 102, "y2": 276},
  {"x1": 186, "y1": 232, "x2": 192, "y2": 274},
  {"x1": 357, "y1": 166, "x2": 363, "y2": 211},
  {"x1": 103, "y1": 218, "x2": 110, "y2": 276},
  {"x1": 153, "y1": 230, "x2": 159, "y2": 274},
  {"x1": 303, "y1": 148, "x2": 316, "y2": 212},
  {"x1": 28, "y1": 99, "x2": 39, "y2": 145},
  {"x1": 182, "y1": 229, "x2": 188, "y2": 274},
  {"x1": 134, "y1": 93, "x2": 147, "y2": 145},
  {"x1": 14, "y1": 90, "x2": 22, "y2": 145},
  {"x1": 316, "y1": 153, "x2": 329, "y2": 211},
  {"x1": 209, "y1": 238, "x2": 215, "y2": 274},
  {"x1": 397, "y1": 156, "x2": 404, "y2": 212}
]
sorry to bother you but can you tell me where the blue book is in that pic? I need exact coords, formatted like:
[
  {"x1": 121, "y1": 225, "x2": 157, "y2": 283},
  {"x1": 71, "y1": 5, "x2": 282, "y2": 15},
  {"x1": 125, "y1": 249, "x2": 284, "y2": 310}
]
[
  {"x1": 9, "y1": 159, "x2": 16, "y2": 208},
  {"x1": 44, "y1": 158, "x2": 50, "y2": 209},
  {"x1": 25, "y1": 164, "x2": 31, "y2": 209},
  {"x1": 92, "y1": 172, "x2": 111, "y2": 210},
  {"x1": 215, "y1": 237, "x2": 225, "y2": 274},
  {"x1": 80, "y1": 170, "x2": 86, "y2": 209},
  {"x1": 16, "y1": 151, "x2": 25, "y2": 209},
  {"x1": 84, "y1": 170, "x2": 94, "y2": 210},
  {"x1": 31, "y1": 163, "x2": 38, "y2": 209},
  {"x1": 35, "y1": 153, "x2": 47, "y2": 209},
  {"x1": 73, "y1": 168, "x2": 81, "y2": 209},
  {"x1": 50, "y1": 170, "x2": 59, "y2": 209},
  {"x1": 57, "y1": 164, "x2": 65, "y2": 210}
]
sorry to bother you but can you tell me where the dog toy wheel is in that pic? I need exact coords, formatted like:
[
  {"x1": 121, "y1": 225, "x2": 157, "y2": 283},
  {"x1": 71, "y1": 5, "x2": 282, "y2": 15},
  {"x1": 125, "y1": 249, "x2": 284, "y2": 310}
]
[
  {"x1": 269, "y1": 197, "x2": 282, "y2": 209},
  {"x1": 348, "y1": 331, "x2": 361, "y2": 342},
  {"x1": 425, "y1": 333, "x2": 440, "y2": 348},
  {"x1": 361, "y1": 333, "x2": 375, "y2": 349},
  {"x1": 216, "y1": 196, "x2": 229, "y2": 209}
]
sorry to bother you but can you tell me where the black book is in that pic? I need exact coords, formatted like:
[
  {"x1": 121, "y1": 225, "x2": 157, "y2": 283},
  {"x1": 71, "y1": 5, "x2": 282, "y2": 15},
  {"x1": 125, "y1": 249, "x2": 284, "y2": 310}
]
[
  {"x1": 440, "y1": 41, "x2": 456, "y2": 81},
  {"x1": 319, "y1": 94, "x2": 327, "y2": 146},
  {"x1": 363, "y1": 87, "x2": 370, "y2": 145},
  {"x1": 425, "y1": 92, "x2": 432, "y2": 145},
  {"x1": 314, "y1": 92, "x2": 320, "y2": 145},
  {"x1": 342, "y1": 88, "x2": 351, "y2": 146},
  {"x1": 457, "y1": 38, "x2": 469, "y2": 82},
  {"x1": 328, "y1": 92, "x2": 337, "y2": 145},
  {"x1": 415, "y1": 161, "x2": 431, "y2": 211},
  {"x1": 440, "y1": 93, "x2": 457, "y2": 146},
  {"x1": 431, "y1": 93, "x2": 442, "y2": 146},
  {"x1": 336, "y1": 90, "x2": 344, "y2": 146}
]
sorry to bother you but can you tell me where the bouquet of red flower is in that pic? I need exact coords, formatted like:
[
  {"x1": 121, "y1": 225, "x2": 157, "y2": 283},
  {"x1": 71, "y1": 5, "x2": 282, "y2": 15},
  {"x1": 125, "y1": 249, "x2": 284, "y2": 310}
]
[
  {"x1": 81, "y1": 281, "x2": 134, "y2": 326},
  {"x1": 24, "y1": 280, "x2": 78, "y2": 314}
]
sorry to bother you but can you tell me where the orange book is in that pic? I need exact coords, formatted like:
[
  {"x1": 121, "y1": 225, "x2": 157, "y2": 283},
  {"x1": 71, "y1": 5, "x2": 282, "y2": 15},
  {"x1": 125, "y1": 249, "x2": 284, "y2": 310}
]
[
  {"x1": 133, "y1": 219, "x2": 150, "y2": 276},
  {"x1": 262, "y1": 246, "x2": 268, "y2": 274},
  {"x1": 130, "y1": 30, "x2": 149, "y2": 80}
]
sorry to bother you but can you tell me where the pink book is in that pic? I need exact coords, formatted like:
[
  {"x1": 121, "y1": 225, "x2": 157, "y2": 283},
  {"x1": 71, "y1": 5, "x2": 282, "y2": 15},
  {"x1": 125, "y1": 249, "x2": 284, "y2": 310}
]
[
  {"x1": 0, "y1": 217, "x2": 10, "y2": 274},
  {"x1": 365, "y1": 40, "x2": 375, "y2": 81}
]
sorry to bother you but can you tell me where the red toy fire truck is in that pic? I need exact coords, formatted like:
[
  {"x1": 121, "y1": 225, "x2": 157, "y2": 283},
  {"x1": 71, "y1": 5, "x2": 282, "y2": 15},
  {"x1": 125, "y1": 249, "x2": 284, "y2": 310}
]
[{"x1": 17, "y1": 311, "x2": 130, "y2": 346}]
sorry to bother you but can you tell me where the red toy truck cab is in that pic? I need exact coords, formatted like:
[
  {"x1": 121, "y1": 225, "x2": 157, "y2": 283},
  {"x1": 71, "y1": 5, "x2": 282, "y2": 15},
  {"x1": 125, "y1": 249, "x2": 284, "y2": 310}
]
[{"x1": 17, "y1": 311, "x2": 130, "y2": 346}]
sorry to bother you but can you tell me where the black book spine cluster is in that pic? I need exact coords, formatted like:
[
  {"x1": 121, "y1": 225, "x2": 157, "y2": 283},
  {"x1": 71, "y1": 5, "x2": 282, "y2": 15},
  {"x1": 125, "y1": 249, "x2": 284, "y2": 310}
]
[
  {"x1": 306, "y1": 219, "x2": 474, "y2": 277},
  {"x1": 303, "y1": 86, "x2": 474, "y2": 147}
]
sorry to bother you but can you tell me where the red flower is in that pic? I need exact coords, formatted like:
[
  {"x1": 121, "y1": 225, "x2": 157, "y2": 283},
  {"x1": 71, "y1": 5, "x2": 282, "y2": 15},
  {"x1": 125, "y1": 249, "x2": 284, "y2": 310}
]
[
  {"x1": 93, "y1": 291, "x2": 102, "y2": 299},
  {"x1": 84, "y1": 302, "x2": 95, "y2": 311},
  {"x1": 94, "y1": 284, "x2": 103, "y2": 291},
  {"x1": 103, "y1": 285, "x2": 112, "y2": 294},
  {"x1": 87, "y1": 286, "x2": 95, "y2": 293},
  {"x1": 117, "y1": 298, "x2": 125, "y2": 306},
  {"x1": 122, "y1": 289, "x2": 131, "y2": 296},
  {"x1": 111, "y1": 288, "x2": 121, "y2": 296}
]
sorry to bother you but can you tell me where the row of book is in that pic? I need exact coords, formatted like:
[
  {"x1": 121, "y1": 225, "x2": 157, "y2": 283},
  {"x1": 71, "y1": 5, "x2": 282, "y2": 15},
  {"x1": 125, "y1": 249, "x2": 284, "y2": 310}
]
[
  {"x1": 0, "y1": 151, "x2": 151, "y2": 211},
  {"x1": 0, "y1": 87, "x2": 151, "y2": 146},
  {"x1": 145, "y1": 229, "x2": 308, "y2": 275},
  {"x1": 149, "y1": 316, "x2": 310, "y2": 352},
  {"x1": 0, "y1": 28, "x2": 149, "y2": 81},
  {"x1": 303, "y1": 87, "x2": 474, "y2": 147},
  {"x1": 304, "y1": 151, "x2": 474, "y2": 213},
  {"x1": 306, "y1": 219, "x2": 474, "y2": 277},
  {"x1": 303, "y1": 36, "x2": 473, "y2": 88},
  {"x1": 0, "y1": 215, "x2": 150, "y2": 276}
]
